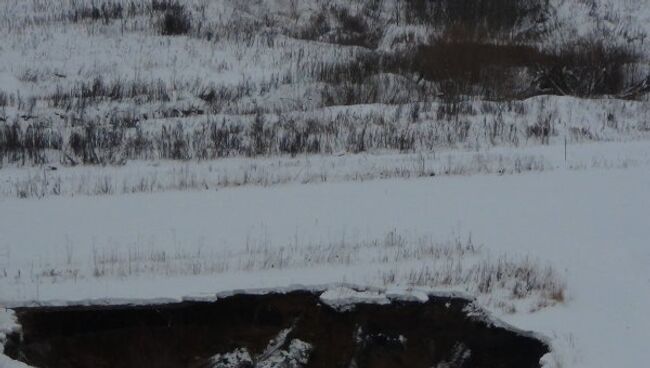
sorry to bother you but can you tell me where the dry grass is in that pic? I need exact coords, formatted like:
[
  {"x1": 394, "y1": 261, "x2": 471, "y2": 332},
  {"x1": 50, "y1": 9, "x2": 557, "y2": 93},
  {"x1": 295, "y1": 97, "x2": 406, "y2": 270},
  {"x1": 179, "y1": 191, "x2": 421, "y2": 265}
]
[
  {"x1": 3, "y1": 150, "x2": 553, "y2": 199},
  {"x1": 1, "y1": 230, "x2": 567, "y2": 312}
]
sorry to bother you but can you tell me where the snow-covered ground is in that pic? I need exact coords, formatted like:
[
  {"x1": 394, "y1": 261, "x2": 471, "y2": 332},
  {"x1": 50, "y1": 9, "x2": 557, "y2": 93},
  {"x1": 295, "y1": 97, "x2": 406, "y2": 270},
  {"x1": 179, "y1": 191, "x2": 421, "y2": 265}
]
[
  {"x1": 1, "y1": 139, "x2": 650, "y2": 367},
  {"x1": 2, "y1": 138, "x2": 650, "y2": 199},
  {"x1": 1, "y1": 0, "x2": 650, "y2": 367}
]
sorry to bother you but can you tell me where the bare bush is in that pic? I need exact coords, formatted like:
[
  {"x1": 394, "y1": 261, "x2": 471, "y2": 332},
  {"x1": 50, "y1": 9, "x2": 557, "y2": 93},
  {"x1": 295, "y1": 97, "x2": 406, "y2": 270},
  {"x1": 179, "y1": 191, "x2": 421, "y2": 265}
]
[
  {"x1": 532, "y1": 40, "x2": 639, "y2": 97},
  {"x1": 69, "y1": 1, "x2": 126, "y2": 23},
  {"x1": 48, "y1": 78, "x2": 170, "y2": 108},
  {"x1": 402, "y1": 0, "x2": 549, "y2": 40},
  {"x1": 414, "y1": 39, "x2": 541, "y2": 99},
  {"x1": 157, "y1": 2, "x2": 191, "y2": 36},
  {"x1": 0, "y1": 121, "x2": 63, "y2": 166},
  {"x1": 67, "y1": 124, "x2": 125, "y2": 165},
  {"x1": 295, "y1": 5, "x2": 380, "y2": 48},
  {"x1": 412, "y1": 33, "x2": 640, "y2": 99},
  {"x1": 0, "y1": 92, "x2": 8, "y2": 107}
]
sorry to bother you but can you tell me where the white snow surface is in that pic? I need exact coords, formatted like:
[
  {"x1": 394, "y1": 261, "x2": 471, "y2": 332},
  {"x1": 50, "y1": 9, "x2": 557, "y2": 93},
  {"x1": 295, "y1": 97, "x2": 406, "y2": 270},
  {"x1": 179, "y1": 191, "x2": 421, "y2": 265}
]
[
  {"x1": 1, "y1": 141, "x2": 650, "y2": 367},
  {"x1": 209, "y1": 327, "x2": 312, "y2": 368},
  {"x1": 0, "y1": 0, "x2": 649, "y2": 366},
  {"x1": 0, "y1": 308, "x2": 27, "y2": 368},
  {"x1": 319, "y1": 287, "x2": 391, "y2": 311},
  {"x1": 210, "y1": 348, "x2": 253, "y2": 368}
]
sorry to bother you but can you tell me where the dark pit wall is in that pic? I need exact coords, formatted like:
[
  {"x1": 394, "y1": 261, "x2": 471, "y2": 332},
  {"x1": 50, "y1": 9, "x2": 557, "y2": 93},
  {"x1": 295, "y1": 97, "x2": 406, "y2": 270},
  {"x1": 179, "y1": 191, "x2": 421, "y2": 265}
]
[{"x1": 5, "y1": 291, "x2": 548, "y2": 368}]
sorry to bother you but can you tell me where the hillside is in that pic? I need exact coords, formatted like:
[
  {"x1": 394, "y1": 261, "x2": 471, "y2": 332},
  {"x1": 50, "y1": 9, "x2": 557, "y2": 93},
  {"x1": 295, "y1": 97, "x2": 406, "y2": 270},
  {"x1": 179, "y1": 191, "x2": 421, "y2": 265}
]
[
  {"x1": 0, "y1": 0, "x2": 648, "y2": 171},
  {"x1": 1, "y1": 1, "x2": 650, "y2": 368}
]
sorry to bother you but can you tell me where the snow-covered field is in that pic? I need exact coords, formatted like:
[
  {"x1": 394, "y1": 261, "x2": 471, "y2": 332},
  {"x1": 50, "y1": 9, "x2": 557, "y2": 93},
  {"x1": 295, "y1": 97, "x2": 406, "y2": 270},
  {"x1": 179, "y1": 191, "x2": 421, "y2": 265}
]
[
  {"x1": 2, "y1": 137, "x2": 650, "y2": 199},
  {"x1": 2, "y1": 139, "x2": 650, "y2": 367},
  {"x1": 1, "y1": 0, "x2": 650, "y2": 367}
]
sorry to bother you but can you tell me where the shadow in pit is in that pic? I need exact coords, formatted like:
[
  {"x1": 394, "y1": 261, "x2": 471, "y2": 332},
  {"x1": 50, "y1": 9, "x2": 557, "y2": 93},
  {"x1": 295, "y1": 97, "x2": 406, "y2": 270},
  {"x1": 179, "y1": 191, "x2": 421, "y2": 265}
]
[{"x1": 5, "y1": 291, "x2": 548, "y2": 368}]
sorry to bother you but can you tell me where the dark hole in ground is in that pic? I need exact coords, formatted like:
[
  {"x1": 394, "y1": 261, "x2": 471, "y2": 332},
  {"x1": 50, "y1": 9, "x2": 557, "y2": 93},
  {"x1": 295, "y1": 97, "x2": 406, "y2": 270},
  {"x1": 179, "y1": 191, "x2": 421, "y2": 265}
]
[{"x1": 5, "y1": 291, "x2": 548, "y2": 368}]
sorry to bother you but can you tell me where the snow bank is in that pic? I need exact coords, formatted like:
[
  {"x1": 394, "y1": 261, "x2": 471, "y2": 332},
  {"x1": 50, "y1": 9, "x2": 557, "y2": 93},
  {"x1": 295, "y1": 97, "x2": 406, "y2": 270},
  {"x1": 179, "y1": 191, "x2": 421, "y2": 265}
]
[{"x1": 319, "y1": 286, "x2": 391, "y2": 311}]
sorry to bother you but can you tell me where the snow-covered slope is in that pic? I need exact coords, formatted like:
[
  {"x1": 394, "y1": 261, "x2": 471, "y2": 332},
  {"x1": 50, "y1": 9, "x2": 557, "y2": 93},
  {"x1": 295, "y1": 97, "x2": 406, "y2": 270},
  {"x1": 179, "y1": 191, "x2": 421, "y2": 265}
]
[{"x1": 1, "y1": 1, "x2": 650, "y2": 367}]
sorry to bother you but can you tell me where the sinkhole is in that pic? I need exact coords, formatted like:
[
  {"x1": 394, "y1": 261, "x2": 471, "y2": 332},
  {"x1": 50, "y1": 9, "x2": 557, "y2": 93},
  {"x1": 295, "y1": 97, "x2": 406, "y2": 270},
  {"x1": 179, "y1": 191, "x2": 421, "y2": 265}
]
[{"x1": 4, "y1": 291, "x2": 548, "y2": 368}]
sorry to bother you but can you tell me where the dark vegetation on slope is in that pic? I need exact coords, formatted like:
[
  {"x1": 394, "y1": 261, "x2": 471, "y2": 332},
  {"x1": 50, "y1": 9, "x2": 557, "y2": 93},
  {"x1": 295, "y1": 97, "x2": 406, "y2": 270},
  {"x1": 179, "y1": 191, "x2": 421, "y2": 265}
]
[
  {"x1": 0, "y1": 0, "x2": 648, "y2": 166},
  {"x1": 2, "y1": 99, "x2": 568, "y2": 166},
  {"x1": 55, "y1": 0, "x2": 646, "y2": 101}
]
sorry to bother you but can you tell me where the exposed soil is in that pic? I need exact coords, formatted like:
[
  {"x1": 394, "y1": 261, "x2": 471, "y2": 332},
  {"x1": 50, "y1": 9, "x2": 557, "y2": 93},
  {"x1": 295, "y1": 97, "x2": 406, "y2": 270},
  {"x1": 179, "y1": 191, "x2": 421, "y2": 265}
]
[{"x1": 5, "y1": 291, "x2": 548, "y2": 368}]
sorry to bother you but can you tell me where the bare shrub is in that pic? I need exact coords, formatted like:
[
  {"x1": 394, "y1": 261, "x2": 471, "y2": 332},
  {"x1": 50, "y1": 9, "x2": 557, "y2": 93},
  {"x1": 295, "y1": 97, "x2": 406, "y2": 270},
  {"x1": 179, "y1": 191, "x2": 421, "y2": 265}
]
[
  {"x1": 69, "y1": 1, "x2": 125, "y2": 23},
  {"x1": 299, "y1": 10, "x2": 330, "y2": 41},
  {"x1": 157, "y1": 2, "x2": 191, "y2": 36},
  {"x1": 278, "y1": 119, "x2": 322, "y2": 156},
  {"x1": 412, "y1": 32, "x2": 639, "y2": 99},
  {"x1": 526, "y1": 114, "x2": 553, "y2": 144},
  {"x1": 568, "y1": 127, "x2": 594, "y2": 142},
  {"x1": 415, "y1": 39, "x2": 543, "y2": 98},
  {"x1": 249, "y1": 113, "x2": 275, "y2": 156},
  {"x1": 295, "y1": 5, "x2": 380, "y2": 48},
  {"x1": 0, "y1": 121, "x2": 63, "y2": 166},
  {"x1": 67, "y1": 124, "x2": 125, "y2": 165},
  {"x1": 159, "y1": 122, "x2": 191, "y2": 160},
  {"x1": 403, "y1": 0, "x2": 549, "y2": 40},
  {"x1": 330, "y1": 6, "x2": 379, "y2": 48},
  {"x1": 48, "y1": 78, "x2": 170, "y2": 108},
  {"x1": 436, "y1": 101, "x2": 477, "y2": 120},
  {"x1": 532, "y1": 40, "x2": 639, "y2": 97},
  {"x1": 310, "y1": 28, "x2": 639, "y2": 102}
]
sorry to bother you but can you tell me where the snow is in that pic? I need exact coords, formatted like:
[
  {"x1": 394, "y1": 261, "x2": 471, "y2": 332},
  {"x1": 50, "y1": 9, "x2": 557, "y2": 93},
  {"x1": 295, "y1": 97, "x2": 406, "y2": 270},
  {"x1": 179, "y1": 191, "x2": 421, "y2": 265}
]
[
  {"x1": 0, "y1": 309, "x2": 18, "y2": 352},
  {"x1": 0, "y1": 308, "x2": 26, "y2": 368},
  {"x1": 0, "y1": 355, "x2": 30, "y2": 368},
  {"x1": 385, "y1": 287, "x2": 430, "y2": 303},
  {"x1": 1, "y1": 142, "x2": 650, "y2": 366},
  {"x1": 209, "y1": 327, "x2": 312, "y2": 368},
  {"x1": 210, "y1": 348, "x2": 253, "y2": 368},
  {"x1": 257, "y1": 339, "x2": 312, "y2": 368},
  {"x1": 1, "y1": 0, "x2": 650, "y2": 366},
  {"x1": 2, "y1": 138, "x2": 650, "y2": 199},
  {"x1": 319, "y1": 287, "x2": 391, "y2": 311}
]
